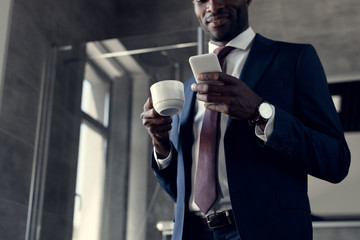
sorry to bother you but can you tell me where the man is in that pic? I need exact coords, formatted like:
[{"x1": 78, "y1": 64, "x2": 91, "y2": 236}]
[{"x1": 141, "y1": 0, "x2": 351, "y2": 239}]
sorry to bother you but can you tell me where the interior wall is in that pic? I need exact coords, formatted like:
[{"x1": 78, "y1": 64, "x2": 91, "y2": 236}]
[{"x1": 249, "y1": 0, "x2": 360, "y2": 79}]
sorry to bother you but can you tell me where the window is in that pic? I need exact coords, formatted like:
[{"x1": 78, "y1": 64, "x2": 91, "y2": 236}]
[{"x1": 72, "y1": 63, "x2": 111, "y2": 240}]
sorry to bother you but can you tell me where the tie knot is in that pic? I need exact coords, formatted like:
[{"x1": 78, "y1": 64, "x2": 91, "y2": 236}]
[
  {"x1": 213, "y1": 46, "x2": 234, "y2": 70},
  {"x1": 213, "y1": 46, "x2": 234, "y2": 59}
]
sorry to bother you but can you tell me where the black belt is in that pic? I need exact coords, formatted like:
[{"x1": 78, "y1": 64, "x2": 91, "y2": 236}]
[{"x1": 189, "y1": 210, "x2": 235, "y2": 229}]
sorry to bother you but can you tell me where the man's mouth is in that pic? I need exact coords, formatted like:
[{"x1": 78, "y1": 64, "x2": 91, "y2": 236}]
[{"x1": 206, "y1": 14, "x2": 230, "y2": 27}]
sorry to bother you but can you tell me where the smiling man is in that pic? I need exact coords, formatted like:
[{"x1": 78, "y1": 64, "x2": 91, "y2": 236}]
[{"x1": 141, "y1": 0, "x2": 351, "y2": 239}]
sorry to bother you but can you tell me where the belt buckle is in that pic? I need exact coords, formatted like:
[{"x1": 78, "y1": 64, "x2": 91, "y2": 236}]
[{"x1": 206, "y1": 210, "x2": 232, "y2": 229}]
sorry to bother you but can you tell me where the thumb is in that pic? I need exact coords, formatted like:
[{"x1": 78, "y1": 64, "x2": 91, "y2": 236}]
[{"x1": 144, "y1": 97, "x2": 154, "y2": 111}]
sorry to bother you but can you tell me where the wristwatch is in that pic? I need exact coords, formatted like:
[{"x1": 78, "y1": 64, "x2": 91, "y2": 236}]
[{"x1": 248, "y1": 100, "x2": 273, "y2": 126}]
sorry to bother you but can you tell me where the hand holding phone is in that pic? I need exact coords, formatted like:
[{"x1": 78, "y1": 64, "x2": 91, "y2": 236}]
[{"x1": 189, "y1": 53, "x2": 223, "y2": 85}]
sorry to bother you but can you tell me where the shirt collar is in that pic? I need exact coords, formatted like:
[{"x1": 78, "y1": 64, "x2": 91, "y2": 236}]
[{"x1": 208, "y1": 27, "x2": 256, "y2": 53}]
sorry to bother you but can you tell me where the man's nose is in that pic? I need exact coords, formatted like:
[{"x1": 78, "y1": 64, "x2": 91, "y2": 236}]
[{"x1": 206, "y1": 0, "x2": 225, "y2": 12}]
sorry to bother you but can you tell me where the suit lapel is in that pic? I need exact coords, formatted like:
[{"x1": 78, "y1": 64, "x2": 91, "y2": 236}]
[
  {"x1": 180, "y1": 77, "x2": 196, "y2": 127},
  {"x1": 240, "y1": 34, "x2": 279, "y2": 89},
  {"x1": 178, "y1": 77, "x2": 196, "y2": 196},
  {"x1": 227, "y1": 34, "x2": 279, "y2": 129}
]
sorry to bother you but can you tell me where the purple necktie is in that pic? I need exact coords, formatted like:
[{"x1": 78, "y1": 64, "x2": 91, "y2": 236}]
[{"x1": 194, "y1": 46, "x2": 234, "y2": 214}]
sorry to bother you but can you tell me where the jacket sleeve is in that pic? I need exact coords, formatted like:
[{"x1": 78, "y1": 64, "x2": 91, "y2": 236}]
[
  {"x1": 151, "y1": 144, "x2": 178, "y2": 202},
  {"x1": 266, "y1": 44, "x2": 351, "y2": 183},
  {"x1": 150, "y1": 111, "x2": 182, "y2": 203}
]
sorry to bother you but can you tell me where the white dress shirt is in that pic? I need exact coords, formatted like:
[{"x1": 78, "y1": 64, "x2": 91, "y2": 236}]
[{"x1": 155, "y1": 27, "x2": 275, "y2": 215}]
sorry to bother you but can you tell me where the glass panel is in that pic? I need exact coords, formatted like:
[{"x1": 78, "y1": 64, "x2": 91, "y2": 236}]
[
  {"x1": 81, "y1": 64, "x2": 110, "y2": 127},
  {"x1": 34, "y1": 28, "x2": 200, "y2": 240},
  {"x1": 73, "y1": 123, "x2": 107, "y2": 240}
]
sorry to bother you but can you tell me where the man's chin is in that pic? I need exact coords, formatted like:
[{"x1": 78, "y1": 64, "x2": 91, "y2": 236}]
[
  {"x1": 206, "y1": 26, "x2": 235, "y2": 42},
  {"x1": 200, "y1": 24, "x2": 234, "y2": 43},
  {"x1": 209, "y1": 32, "x2": 233, "y2": 43}
]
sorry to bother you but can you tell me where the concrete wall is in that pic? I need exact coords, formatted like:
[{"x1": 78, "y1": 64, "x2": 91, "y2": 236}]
[{"x1": 250, "y1": 0, "x2": 360, "y2": 79}]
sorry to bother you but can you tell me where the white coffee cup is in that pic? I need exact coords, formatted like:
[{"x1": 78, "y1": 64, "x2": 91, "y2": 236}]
[{"x1": 150, "y1": 80, "x2": 185, "y2": 116}]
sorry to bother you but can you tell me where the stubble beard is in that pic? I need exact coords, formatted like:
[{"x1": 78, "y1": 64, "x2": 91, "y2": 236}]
[
  {"x1": 201, "y1": 24, "x2": 239, "y2": 43},
  {"x1": 200, "y1": 16, "x2": 248, "y2": 44}
]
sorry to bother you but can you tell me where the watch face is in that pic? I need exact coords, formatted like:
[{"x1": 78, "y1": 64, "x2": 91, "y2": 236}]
[{"x1": 259, "y1": 102, "x2": 273, "y2": 119}]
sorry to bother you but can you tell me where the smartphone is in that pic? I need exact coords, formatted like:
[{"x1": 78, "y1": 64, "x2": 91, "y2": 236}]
[{"x1": 189, "y1": 53, "x2": 223, "y2": 85}]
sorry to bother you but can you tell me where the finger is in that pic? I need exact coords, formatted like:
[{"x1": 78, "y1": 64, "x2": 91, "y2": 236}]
[
  {"x1": 147, "y1": 120, "x2": 173, "y2": 140},
  {"x1": 140, "y1": 108, "x2": 155, "y2": 120},
  {"x1": 203, "y1": 103, "x2": 241, "y2": 120},
  {"x1": 142, "y1": 114, "x2": 172, "y2": 126},
  {"x1": 203, "y1": 103, "x2": 223, "y2": 112},
  {"x1": 149, "y1": 123, "x2": 172, "y2": 136},
  {"x1": 141, "y1": 104, "x2": 166, "y2": 120},
  {"x1": 196, "y1": 72, "x2": 221, "y2": 82},
  {"x1": 143, "y1": 97, "x2": 154, "y2": 111},
  {"x1": 143, "y1": 97, "x2": 163, "y2": 117},
  {"x1": 192, "y1": 73, "x2": 241, "y2": 94},
  {"x1": 195, "y1": 92, "x2": 210, "y2": 102},
  {"x1": 195, "y1": 91, "x2": 225, "y2": 104},
  {"x1": 191, "y1": 82, "x2": 224, "y2": 95},
  {"x1": 197, "y1": 72, "x2": 241, "y2": 85}
]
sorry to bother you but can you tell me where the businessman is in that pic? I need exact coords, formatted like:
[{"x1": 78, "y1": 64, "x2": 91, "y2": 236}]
[{"x1": 141, "y1": 0, "x2": 351, "y2": 239}]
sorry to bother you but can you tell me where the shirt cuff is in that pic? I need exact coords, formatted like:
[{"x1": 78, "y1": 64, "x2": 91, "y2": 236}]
[
  {"x1": 255, "y1": 105, "x2": 275, "y2": 143},
  {"x1": 154, "y1": 144, "x2": 173, "y2": 170}
]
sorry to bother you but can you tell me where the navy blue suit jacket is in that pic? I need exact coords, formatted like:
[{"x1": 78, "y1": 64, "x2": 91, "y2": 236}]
[{"x1": 151, "y1": 34, "x2": 351, "y2": 240}]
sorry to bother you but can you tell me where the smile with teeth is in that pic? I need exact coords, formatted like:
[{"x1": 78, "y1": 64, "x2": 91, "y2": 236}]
[{"x1": 207, "y1": 15, "x2": 229, "y2": 25}]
